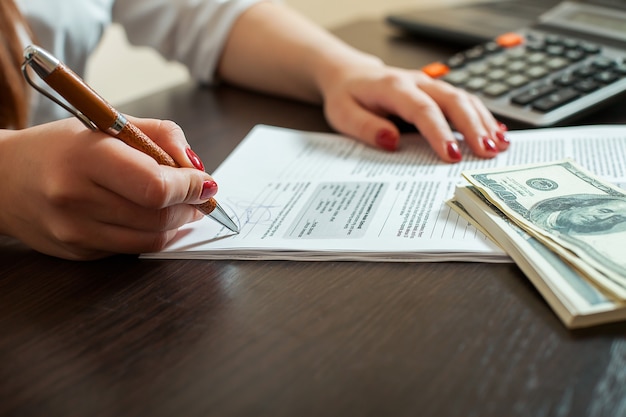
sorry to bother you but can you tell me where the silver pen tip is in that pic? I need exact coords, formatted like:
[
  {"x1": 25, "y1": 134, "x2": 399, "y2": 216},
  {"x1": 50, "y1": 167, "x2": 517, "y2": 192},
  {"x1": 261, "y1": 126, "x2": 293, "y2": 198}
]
[{"x1": 208, "y1": 202, "x2": 239, "y2": 233}]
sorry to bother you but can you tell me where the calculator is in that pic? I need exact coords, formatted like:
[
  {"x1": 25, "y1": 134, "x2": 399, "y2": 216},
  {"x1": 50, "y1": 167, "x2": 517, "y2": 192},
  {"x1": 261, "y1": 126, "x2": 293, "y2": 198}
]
[{"x1": 421, "y1": 1, "x2": 626, "y2": 127}]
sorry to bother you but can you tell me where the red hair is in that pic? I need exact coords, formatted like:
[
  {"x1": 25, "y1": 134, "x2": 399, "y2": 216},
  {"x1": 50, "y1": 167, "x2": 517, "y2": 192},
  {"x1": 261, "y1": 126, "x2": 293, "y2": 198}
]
[{"x1": 0, "y1": 0, "x2": 33, "y2": 129}]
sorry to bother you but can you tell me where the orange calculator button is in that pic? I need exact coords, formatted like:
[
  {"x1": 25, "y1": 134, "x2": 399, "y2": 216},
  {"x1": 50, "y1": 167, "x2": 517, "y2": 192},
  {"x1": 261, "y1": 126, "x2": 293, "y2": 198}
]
[
  {"x1": 496, "y1": 32, "x2": 524, "y2": 48},
  {"x1": 422, "y1": 62, "x2": 450, "y2": 78}
]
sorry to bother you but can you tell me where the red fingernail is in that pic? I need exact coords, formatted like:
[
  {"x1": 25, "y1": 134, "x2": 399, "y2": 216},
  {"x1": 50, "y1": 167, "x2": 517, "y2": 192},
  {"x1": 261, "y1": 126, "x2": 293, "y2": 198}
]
[
  {"x1": 482, "y1": 136, "x2": 497, "y2": 152},
  {"x1": 186, "y1": 147, "x2": 205, "y2": 171},
  {"x1": 446, "y1": 142, "x2": 462, "y2": 162},
  {"x1": 376, "y1": 130, "x2": 398, "y2": 151},
  {"x1": 496, "y1": 131, "x2": 510, "y2": 145},
  {"x1": 201, "y1": 180, "x2": 218, "y2": 200},
  {"x1": 498, "y1": 121, "x2": 508, "y2": 132}
]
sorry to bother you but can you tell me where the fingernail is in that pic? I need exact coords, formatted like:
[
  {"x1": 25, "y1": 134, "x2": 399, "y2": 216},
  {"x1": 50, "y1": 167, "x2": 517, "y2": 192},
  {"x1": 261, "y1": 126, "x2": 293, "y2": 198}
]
[
  {"x1": 376, "y1": 130, "x2": 398, "y2": 151},
  {"x1": 186, "y1": 147, "x2": 205, "y2": 171},
  {"x1": 496, "y1": 130, "x2": 510, "y2": 145},
  {"x1": 446, "y1": 142, "x2": 462, "y2": 162},
  {"x1": 482, "y1": 136, "x2": 497, "y2": 152},
  {"x1": 201, "y1": 180, "x2": 218, "y2": 200},
  {"x1": 498, "y1": 121, "x2": 508, "y2": 132}
]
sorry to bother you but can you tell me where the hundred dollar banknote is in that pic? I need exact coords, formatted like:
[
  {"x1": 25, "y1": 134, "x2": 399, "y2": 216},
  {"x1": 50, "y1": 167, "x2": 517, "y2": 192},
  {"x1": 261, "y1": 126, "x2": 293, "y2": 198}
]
[
  {"x1": 450, "y1": 186, "x2": 626, "y2": 327},
  {"x1": 462, "y1": 159, "x2": 626, "y2": 299}
]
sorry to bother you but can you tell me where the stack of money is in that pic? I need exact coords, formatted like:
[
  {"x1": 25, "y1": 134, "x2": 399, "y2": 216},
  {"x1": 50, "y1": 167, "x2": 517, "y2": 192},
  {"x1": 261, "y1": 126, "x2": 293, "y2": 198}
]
[{"x1": 449, "y1": 159, "x2": 626, "y2": 328}]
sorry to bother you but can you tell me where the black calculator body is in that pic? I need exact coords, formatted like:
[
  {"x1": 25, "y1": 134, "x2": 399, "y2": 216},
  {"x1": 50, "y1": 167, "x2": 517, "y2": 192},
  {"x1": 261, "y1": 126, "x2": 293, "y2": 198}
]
[{"x1": 423, "y1": 1, "x2": 626, "y2": 126}]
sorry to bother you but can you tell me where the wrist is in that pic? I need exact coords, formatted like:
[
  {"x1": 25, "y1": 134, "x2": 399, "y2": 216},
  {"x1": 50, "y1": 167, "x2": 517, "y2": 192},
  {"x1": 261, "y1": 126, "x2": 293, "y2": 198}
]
[{"x1": 312, "y1": 46, "x2": 384, "y2": 101}]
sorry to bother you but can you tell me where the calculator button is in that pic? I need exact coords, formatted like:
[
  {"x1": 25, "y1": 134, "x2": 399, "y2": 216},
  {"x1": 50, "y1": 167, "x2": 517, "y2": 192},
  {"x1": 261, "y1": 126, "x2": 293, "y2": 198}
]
[
  {"x1": 532, "y1": 88, "x2": 581, "y2": 112},
  {"x1": 506, "y1": 48, "x2": 527, "y2": 59},
  {"x1": 483, "y1": 42, "x2": 502, "y2": 54},
  {"x1": 443, "y1": 70, "x2": 470, "y2": 85},
  {"x1": 592, "y1": 57, "x2": 616, "y2": 69},
  {"x1": 526, "y1": 52, "x2": 547, "y2": 64},
  {"x1": 422, "y1": 62, "x2": 450, "y2": 78},
  {"x1": 526, "y1": 43, "x2": 545, "y2": 52},
  {"x1": 447, "y1": 54, "x2": 466, "y2": 68},
  {"x1": 483, "y1": 83, "x2": 511, "y2": 97},
  {"x1": 544, "y1": 34, "x2": 562, "y2": 45},
  {"x1": 545, "y1": 57, "x2": 570, "y2": 71},
  {"x1": 507, "y1": 74, "x2": 530, "y2": 88},
  {"x1": 613, "y1": 63, "x2": 626, "y2": 75},
  {"x1": 465, "y1": 77, "x2": 489, "y2": 91},
  {"x1": 565, "y1": 50, "x2": 586, "y2": 62},
  {"x1": 594, "y1": 71, "x2": 620, "y2": 84},
  {"x1": 562, "y1": 39, "x2": 580, "y2": 49},
  {"x1": 507, "y1": 61, "x2": 527, "y2": 73},
  {"x1": 526, "y1": 66, "x2": 550, "y2": 79},
  {"x1": 468, "y1": 62, "x2": 490, "y2": 75},
  {"x1": 487, "y1": 55, "x2": 508, "y2": 67},
  {"x1": 574, "y1": 66, "x2": 596, "y2": 78},
  {"x1": 511, "y1": 84, "x2": 558, "y2": 105},
  {"x1": 486, "y1": 69, "x2": 508, "y2": 81},
  {"x1": 465, "y1": 46, "x2": 487, "y2": 60},
  {"x1": 574, "y1": 79, "x2": 600, "y2": 93},
  {"x1": 496, "y1": 32, "x2": 525, "y2": 48},
  {"x1": 553, "y1": 73, "x2": 579, "y2": 87},
  {"x1": 546, "y1": 45, "x2": 566, "y2": 56}
]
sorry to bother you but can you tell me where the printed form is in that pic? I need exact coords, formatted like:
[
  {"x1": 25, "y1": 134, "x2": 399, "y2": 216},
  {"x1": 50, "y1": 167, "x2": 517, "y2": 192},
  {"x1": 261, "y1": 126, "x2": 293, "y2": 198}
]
[{"x1": 142, "y1": 124, "x2": 626, "y2": 262}]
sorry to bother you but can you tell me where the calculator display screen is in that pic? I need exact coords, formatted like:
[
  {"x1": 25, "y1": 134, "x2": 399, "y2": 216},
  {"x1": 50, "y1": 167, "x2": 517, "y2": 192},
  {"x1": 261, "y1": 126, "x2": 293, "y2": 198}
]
[
  {"x1": 569, "y1": 11, "x2": 626, "y2": 34},
  {"x1": 541, "y1": 2, "x2": 626, "y2": 42}
]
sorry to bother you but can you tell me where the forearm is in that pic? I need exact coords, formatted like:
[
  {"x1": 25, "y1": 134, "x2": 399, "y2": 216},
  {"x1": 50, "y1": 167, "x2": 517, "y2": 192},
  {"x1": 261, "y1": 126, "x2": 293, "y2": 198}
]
[
  {"x1": 216, "y1": 1, "x2": 507, "y2": 163},
  {"x1": 217, "y1": 1, "x2": 383, "y2": 104}
]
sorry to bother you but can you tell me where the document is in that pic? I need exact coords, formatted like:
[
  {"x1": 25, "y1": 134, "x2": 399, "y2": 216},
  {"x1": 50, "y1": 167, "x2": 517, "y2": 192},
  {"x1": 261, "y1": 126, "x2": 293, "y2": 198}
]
[{"x1": 142, "y1": 124, "x2": 626, "y2": 262}]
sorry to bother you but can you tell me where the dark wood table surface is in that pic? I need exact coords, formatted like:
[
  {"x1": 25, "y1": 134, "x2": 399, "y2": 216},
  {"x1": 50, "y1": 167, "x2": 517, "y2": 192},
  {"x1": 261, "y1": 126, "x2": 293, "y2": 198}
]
[{"x1": 3, "y1": 19, "x2": 626, "y2": 417}]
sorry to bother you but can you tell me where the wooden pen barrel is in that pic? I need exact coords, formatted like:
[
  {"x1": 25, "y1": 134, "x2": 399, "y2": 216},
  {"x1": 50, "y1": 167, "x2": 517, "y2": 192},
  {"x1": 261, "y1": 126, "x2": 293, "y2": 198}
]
[{"x1": 46, "y1": 65, "x2": 119, "y2": 133}]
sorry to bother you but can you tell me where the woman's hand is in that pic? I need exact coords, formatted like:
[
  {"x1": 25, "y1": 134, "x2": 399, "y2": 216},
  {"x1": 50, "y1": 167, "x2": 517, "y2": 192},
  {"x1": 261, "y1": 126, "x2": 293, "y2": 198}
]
[
  {"x1": 219, "y1": 2, "x2": 508, "y2": 163},
  {"x1": 0, "y1": 117, "x2": 216, "y2": 260},
  {"x1": 318, "y1": 59, "x2": 510, "y2": 163}
]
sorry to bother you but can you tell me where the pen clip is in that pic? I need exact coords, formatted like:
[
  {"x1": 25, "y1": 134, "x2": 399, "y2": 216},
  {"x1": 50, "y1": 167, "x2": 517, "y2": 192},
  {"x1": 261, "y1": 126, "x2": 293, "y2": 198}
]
[{"x1": 21, "y1": 58, "x2": 97, "y2": 131}]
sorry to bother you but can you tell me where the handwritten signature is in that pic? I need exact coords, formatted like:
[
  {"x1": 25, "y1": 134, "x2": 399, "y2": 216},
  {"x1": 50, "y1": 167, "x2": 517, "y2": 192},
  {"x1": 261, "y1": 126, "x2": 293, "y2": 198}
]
[{"x1": 226, "y1": 199, "x2": 280, "y2": 229}]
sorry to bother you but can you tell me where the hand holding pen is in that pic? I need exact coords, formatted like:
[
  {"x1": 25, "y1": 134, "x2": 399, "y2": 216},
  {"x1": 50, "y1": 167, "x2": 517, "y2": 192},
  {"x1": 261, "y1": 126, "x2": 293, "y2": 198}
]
[{"x1": 22, "y1": 45, "x2": 238, "y2": 234}]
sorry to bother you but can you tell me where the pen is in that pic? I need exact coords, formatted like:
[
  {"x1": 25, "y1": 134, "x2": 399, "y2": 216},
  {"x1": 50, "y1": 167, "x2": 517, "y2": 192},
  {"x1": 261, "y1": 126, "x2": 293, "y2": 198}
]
[{"x1": 22, "y1": 44, "x2": 239, "y2": 233}]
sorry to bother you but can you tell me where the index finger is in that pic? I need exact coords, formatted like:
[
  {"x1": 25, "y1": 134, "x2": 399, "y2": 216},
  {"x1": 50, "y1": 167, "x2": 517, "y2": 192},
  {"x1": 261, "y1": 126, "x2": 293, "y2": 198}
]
[
  {"x1": 126, "y1": 117, "x2": 204, "y2": 171},
  {"x1": 88, "y1": 138, "x2": 216, "y2": 208}
]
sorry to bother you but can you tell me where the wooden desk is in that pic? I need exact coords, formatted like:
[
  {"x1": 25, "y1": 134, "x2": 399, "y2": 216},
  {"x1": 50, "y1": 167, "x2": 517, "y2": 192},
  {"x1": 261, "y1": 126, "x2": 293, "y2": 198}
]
[{"x1": 3, "y1": 19, "x2": 626, "y2": 417}]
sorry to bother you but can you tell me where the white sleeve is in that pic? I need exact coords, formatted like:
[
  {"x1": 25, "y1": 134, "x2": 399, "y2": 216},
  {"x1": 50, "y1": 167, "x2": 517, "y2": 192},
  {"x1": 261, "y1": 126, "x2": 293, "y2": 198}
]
[{"x1": 112, "y1": 0, "x2": 270, "y2": 84}]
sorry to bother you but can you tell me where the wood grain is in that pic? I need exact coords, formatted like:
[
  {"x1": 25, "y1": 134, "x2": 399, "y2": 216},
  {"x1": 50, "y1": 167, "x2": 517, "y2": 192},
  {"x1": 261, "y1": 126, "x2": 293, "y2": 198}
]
[{"x1": 2, "y1": 19, "x2": 626, "y2": 417}]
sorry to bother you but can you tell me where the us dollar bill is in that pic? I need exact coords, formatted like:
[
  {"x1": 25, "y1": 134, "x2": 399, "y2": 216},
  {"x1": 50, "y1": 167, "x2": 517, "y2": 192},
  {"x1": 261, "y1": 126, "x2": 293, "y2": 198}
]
[
  {"x1": 461, "y1": 159, "x2": 626, "y2": 299},
  {"x1": 450, "y1": 185, "x2": 626, "y2": 327}
]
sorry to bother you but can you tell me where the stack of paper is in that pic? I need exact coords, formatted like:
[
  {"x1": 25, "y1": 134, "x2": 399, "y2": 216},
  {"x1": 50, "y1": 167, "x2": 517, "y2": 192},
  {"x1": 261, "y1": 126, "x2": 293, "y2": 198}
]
[{"x1": 143, "y1": 124, "x2": 626, "y2": 263}]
